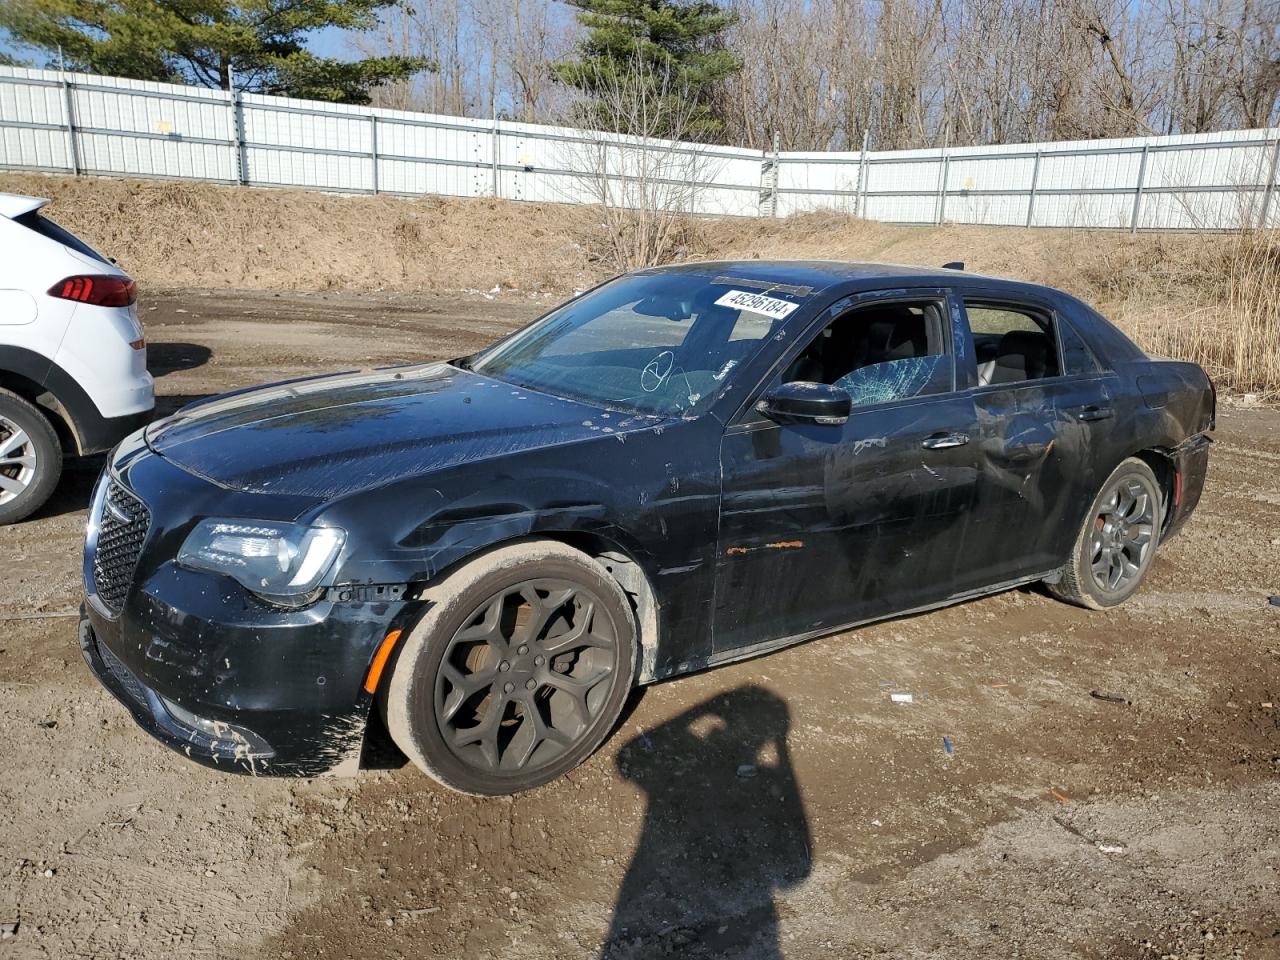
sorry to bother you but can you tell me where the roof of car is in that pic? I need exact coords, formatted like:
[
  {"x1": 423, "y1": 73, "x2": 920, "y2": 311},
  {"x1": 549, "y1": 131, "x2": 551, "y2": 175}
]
[
  {"x1": 0, "y1": 192, "x2": 50, "y2": 219},
  {"x1": 642, "y1": 259, "x2": 1035, "y2": 294}
]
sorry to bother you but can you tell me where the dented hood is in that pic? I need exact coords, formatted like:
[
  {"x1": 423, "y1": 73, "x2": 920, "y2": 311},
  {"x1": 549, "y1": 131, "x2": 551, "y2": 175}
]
[{"x1": 145, "y1": 362, "x2": 654, "y2": 498}]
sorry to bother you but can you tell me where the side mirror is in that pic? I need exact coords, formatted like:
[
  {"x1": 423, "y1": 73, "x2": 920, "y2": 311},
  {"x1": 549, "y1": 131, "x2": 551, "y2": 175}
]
[{"x1": 756, "y1": 381, "x2": 851, "y2": 426}]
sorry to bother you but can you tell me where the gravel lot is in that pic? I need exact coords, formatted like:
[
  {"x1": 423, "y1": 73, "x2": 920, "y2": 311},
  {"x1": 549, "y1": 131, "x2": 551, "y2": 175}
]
[{"x1": 2, "y1": 289, "x2": 1278, "y2": 960}]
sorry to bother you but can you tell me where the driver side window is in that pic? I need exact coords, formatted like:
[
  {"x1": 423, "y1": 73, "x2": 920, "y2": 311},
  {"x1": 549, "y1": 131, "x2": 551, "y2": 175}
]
[{"x1": 781, "y1": 299, "x2": 953, "y2": 408}]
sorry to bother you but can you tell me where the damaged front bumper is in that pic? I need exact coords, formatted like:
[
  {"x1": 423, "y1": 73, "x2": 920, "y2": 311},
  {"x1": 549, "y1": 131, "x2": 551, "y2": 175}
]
[
  {"x1": 79, "y1": 603, "x2": 390, "y2": 777},
  {"x1": 80, "y1": 586, "x2": 407, "y2": 783},
  {"x1": 80, "y1": 610, "x2": 278, "y2": 768},
  {"x1": 79, "y1": 440, "x2": 416, "y2": 778}
]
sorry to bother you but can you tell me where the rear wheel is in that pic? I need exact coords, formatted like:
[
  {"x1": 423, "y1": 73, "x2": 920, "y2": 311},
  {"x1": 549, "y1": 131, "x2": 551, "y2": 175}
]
[
  {"x1": 1048, "y1": 457, "x2": 1163, "y2": 609},
  {"x1": 0, "y1": 390, "x2": 62, "y2": 525},
  {"x1": 383, "y1": 540, "x2": 638, "y2": 795}
]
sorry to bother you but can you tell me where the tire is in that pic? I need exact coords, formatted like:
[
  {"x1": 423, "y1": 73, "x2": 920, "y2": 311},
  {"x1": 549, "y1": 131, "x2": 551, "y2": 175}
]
[
  {"x1": 383, "y1": 539, "x2": 639, "y2": 796},
  {"x1": 1048, "y1": 457, "x2": 1163, "y2": 610},
  {"x1": 0, "y1": 389, "x2": 63, "y2": 526}
]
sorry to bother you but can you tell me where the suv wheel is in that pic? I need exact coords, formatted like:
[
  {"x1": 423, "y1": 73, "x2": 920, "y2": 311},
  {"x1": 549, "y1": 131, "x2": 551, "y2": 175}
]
[
  {"x1": 1048, "y1": 457, "x2": 1163, "y2": 609},
  {"x1": 383, "y1": 540, "x2": 639, "y2": 796},
  {"x1": 0, "y1": 389, "x2": 62, "y2": 525}
]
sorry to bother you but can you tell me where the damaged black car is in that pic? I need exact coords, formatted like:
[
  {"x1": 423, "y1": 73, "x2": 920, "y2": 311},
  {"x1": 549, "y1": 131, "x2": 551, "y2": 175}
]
[{"x1": 80, "y1": 262, "x2": 1213, "y2": 794}]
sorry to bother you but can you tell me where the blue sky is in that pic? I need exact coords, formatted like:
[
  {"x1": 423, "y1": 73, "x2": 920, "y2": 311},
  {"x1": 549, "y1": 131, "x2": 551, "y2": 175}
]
[{"x1": 1, "y1": 23, "x2": 359, "y2": 70}]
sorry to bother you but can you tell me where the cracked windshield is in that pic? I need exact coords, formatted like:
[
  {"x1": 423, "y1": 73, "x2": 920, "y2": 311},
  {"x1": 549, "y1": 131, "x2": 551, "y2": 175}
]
[{"x1": 472, "y1": 272, "x2": 810, "y2": 416}]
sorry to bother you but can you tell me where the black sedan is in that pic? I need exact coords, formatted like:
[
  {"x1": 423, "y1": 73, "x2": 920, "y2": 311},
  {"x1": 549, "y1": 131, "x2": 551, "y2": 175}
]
[{"x1": 80, "y1": 262, "x2": 1213, "y2": 794}]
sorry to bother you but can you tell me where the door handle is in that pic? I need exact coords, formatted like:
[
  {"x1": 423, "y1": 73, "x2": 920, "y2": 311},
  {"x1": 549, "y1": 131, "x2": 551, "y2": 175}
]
[
  {"x1": 921, "y1": 432, "x2": 970, "y2": 450},
  {"x1": 1075, "y1": 405, "x2": 1114, "y2": 422}
]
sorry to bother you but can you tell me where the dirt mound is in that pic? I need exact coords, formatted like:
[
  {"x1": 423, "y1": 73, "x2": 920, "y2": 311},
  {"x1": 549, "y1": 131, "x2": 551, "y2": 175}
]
[
  {"x1": 0, "y1": 172, "x2": 606, "y2": 294},
  {"x1": 3, "y1": 172, "x2": 1274, "y2": 395},
  {"x1": 0, "y1": 172, "x2": 1200, "y2": 305}
]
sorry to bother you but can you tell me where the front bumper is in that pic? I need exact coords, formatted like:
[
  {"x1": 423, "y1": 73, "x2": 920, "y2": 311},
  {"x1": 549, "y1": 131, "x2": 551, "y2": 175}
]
[
  {"x1": 80, "y1": 609, "x2": 280, "y2": 772},
  {"x1": 80, "y1": 601, "x2": 390, "y2": 777},
  {"x1": 79, "y1": 444, "x2": 413, "y2": 778}
]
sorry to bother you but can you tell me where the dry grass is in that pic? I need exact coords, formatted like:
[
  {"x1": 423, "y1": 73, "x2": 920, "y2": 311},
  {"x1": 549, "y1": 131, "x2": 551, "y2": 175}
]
[
  {"x1": 2, "y1": 172, "x2": 1275, "y2": 397},
  {"x1": 0, "y1": 172, "x2": 607, "y2": 294},
  {"x1": 1113, "y1": 231, "x2": 1280, "y2": 399},
  {"x1": 702, "y1": 214, "x2": 1280, "y2": 398}
]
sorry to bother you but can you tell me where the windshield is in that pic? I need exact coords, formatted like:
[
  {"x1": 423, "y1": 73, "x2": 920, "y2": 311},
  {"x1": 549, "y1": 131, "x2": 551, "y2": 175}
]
[{"x1": 471, "y1": 272, "x2": 812, "y2": 416}]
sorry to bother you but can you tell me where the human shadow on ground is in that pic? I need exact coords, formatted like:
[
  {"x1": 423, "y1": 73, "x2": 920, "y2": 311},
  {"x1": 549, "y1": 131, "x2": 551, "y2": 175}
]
[{"x1": 601, "y1": 685, "x2": 811, "y2": 960}]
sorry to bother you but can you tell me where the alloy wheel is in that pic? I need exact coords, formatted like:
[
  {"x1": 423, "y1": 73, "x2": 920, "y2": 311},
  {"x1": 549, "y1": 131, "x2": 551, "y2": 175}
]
[
  {"x1": 1089, "y1": 476, "x2": 1156, "y2": 593},
  {"x1": 434, "y1": 579, "x2": 620, "y2": 775},
  {"x1": 0, "y1": 416, "x2": 37, "y2": 506}
]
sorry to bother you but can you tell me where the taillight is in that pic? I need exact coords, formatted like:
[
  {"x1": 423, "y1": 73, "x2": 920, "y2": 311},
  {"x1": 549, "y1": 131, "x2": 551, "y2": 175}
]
[{"x1": 47, "y1": 275, "x2": 137, "y2": 307}]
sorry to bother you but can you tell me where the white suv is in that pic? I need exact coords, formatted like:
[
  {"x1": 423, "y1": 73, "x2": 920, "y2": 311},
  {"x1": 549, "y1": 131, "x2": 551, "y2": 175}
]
[{"x1": 0, "y1": 192, "x2": 154, "y2": 524}]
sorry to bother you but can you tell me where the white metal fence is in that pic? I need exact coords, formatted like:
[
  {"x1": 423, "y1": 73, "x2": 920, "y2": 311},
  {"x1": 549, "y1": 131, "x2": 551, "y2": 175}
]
[{"x1": 2, "y1": 65, "x2": 1278, "y2": 230}]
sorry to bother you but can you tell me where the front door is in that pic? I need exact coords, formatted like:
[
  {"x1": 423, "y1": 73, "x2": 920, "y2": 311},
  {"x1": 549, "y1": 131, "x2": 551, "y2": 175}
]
[{"x1": 713, "y1": 291, "x2": 979, "y2": 654}]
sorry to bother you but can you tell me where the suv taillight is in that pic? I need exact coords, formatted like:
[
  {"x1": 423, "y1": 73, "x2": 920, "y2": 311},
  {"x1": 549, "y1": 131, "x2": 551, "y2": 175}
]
[{"x1": 48, "y1": 275, "x2": 137, "y2": 307}]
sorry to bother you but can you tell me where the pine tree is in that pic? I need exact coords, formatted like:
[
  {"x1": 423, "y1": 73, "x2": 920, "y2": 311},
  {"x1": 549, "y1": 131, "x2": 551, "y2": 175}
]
[
  {"x1": 0, "y1": 0, "x2": 431, "y2": 104},
  {"x1": 553, "y1": 0, "x2": 740, "y2": 138}
]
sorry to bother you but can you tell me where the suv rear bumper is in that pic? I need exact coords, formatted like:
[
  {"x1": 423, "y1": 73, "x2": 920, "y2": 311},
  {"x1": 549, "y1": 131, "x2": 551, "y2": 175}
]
[{"x1": 75, "y1": 404, "x2": 153, "y2": 455}]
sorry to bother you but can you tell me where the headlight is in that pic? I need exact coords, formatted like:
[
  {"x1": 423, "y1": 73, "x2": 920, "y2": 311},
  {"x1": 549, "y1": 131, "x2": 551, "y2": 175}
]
[{"x1": 177, "y1": 519, "x2": 346, "y2": 604}]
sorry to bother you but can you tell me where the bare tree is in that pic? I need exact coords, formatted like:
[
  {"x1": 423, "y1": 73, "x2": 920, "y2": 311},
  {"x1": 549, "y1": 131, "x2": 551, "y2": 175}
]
[
  {"x1": 350, "y1": 0, "x2": 1278, "y2": 152},
  {"x1": 558, "y1": 55, "x2": 725, "y2": 269},
  {"x1": 718, "y1": 0, "x2": 1278, "y2": 153},
  {"x1": 350, "y1": 0, "x2": 577, "y2": 118}
]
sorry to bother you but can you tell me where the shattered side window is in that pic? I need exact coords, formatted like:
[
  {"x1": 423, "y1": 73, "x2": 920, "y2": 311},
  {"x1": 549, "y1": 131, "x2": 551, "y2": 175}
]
[
  {"x1": 835, "y1": 355, "x2": 951, "y2": 407},
  {"x1": 780, "y1": 299, "x2": 953, "y2": 408}
]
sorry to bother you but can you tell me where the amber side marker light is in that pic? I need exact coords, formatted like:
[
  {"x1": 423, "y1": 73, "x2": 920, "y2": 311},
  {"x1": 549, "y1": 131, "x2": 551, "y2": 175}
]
[{"x1": 363, "y1": 629, "x2": 403, "y2": 694}]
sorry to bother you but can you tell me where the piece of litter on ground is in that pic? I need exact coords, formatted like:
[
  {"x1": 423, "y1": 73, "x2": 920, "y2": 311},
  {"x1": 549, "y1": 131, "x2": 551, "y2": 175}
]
[
  {"x1": 1090, "y1": 690, "x2": 1128, "y2": 704},
  {"x1": 398, "y1": 907, "x2": 440, "y2": 918},
  {"x1": 877, "y1": 680, "x2": 897, "y2": 688},
  {"x1": 1050, "y1": 789, "x2": 1070, "y2": 803},
  {"x1": 943, "y1": 736, "x2": 954, "y2": 755},
  {"x1": 736, "y1": 763, "x2": 757, "y2": 778},
  {"x1": 890, "y1": 692, "x2": 914, "y2": 704},
  {"x1": 1262, "y1": 702, "x2": 1274, "y2": 709},
  {"x1": 1097, "y1": 843, "x2": 1127, "y2": 854},
  {"x1": 1267, "y1": 596, "x2": 1280, "y2": 607},
  {"x1": 1, "y1": 922, "x2": 17, "y2": 939},
  {"x1": 990, "y1": 682, "x2": 1010, "y2": 689},
  {"x1": 870, "y1": 819, "x2": 882, "y2": 827}
]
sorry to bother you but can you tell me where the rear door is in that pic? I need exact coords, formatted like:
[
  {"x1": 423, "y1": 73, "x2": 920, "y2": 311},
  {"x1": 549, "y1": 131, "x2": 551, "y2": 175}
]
[
  {"x1": 713, "y1": 288, "x2": 980, "y2": 653},
  {"x1": 954, "y1": 292, "x2": 1116, "y2": 590}
]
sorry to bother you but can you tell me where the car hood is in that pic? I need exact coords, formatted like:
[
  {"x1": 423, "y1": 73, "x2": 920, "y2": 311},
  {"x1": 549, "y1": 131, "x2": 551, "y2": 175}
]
[{"x1": 145, "y1": 362, "x2": 665, "y2": 498}]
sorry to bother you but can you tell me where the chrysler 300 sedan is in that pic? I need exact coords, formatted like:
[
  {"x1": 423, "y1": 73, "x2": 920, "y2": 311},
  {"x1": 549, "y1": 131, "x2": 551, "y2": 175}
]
[{"x1": 80, "y1": 262, "x2": 1213, "y2": 794}]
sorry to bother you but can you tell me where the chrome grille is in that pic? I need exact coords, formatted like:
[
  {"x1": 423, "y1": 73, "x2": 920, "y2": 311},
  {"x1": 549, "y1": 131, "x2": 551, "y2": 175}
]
[{"x1": 92, "y1": 479, "x2": 150, "y2": 614}]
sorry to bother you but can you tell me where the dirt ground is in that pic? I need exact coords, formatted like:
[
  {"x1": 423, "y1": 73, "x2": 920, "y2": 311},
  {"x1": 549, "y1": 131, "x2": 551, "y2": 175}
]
[{"x1": 1, "y1": 289, "x2": 1278, "y2": 960}]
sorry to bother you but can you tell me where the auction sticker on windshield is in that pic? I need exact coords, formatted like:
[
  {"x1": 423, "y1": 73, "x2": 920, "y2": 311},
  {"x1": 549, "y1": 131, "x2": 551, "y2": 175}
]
[{"x1": 714, "y1": 289, "x2": 801, "y2": 319}]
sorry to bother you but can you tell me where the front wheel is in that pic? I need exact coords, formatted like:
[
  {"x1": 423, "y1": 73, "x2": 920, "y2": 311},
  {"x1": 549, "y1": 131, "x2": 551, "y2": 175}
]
[
  {"x1": 0, "y1": 389, "x2": 62, "y2": 525},
  {"x1": 1048, "y1": 457, "x2": 1163, "y2": 609},
  {"x1": 383, "y1": 540, "x2": 638, "y2": 795}
]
